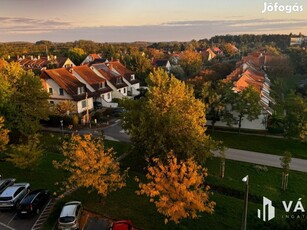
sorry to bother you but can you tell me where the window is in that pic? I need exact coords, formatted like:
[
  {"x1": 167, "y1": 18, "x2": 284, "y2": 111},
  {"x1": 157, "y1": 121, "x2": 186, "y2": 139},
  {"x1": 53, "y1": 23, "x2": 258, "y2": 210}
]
[
  {"x1": 99, "y1": 82, "x2": 105, "y2": 89},
  {"x1": 78, "y1": 87, "x2": 85, "y2": 95},
  {"x1": 49, "y1": 101, "x2": 55, "y2": 105},
  {"x1": 82, "y1": 100, "x2": 86, "y2": 108},
  {"x1": 130, "y1": 74, "x2": 135, "y2": 81},
  {"x1": 116, "y1": 78, "x2": 122, "y2": 84},
  {"x1": 107, "y1": 92, "x2": 111, "y2": 99},
  {"x1": 124, "y1": 88, "x2": 126, "y2": 94},
  {"x1": 48, "y1": 88, "x2": 53, "y2": 95},
  {"x1": 59, "y1": 88, "x2": 64, "y2": 96}
]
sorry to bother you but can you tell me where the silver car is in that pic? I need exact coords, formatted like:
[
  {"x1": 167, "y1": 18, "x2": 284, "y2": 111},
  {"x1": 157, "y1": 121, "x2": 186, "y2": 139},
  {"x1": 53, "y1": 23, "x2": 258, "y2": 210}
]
[
  {"x1": 0, "y1": 183, "x2": 30, "y2": 209},
  {"x1": 58, "y1": 201, "x2": 83, "y2": 230}
]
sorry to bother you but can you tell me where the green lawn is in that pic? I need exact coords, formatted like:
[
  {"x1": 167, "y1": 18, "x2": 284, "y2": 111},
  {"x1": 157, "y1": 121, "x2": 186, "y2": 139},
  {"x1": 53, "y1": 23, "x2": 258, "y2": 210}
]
[
  {"x1": 211, "y1": 131, "x2": 307, "y2": 159},
  {"x1": 2, "y1": 133, "x2": 306, "y2": 229}
]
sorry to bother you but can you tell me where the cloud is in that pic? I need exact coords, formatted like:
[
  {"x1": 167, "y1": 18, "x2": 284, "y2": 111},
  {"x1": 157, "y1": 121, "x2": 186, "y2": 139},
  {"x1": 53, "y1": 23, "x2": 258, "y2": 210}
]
[
  {"x1": 0, "y1": 17, "x2": 72, "y2": 34},
  {"x1": 1, "y1": 18, "x2": 307, "y2": 42}
]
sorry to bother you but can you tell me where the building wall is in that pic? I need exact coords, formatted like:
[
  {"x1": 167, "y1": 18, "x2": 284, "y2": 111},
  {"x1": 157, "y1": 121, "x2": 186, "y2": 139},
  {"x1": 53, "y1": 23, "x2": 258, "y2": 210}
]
[
  {"x1": 77, "y1": 97, "x2": 94, "y2": 114},
  {"x1": 207, "y1": 113, "x2": 267, "y2": 130},
  {"x1": 45, "y1": 79, "x2": 72, "y2": 100}
]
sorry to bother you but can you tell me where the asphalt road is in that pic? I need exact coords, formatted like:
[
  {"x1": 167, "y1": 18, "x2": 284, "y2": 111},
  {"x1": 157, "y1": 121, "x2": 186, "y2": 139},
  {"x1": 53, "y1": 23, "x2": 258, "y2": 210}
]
[{"x1": 102, "y1": 121, "x2": 307, "y2": 173}]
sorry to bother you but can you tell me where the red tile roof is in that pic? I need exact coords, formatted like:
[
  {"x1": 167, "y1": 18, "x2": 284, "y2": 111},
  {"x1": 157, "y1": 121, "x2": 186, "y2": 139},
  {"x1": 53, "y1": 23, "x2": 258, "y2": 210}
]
[
  {"x1": 73, "y1": 65, "x2": 112, "y2": 96},
  {"x1": 41, "y1": 68, "x2": 87, "y2": 101}
]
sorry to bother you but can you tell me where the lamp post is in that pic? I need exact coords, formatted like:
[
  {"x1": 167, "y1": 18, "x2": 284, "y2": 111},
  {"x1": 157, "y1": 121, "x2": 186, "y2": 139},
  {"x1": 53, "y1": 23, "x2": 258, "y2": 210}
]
[
  {"x1": 241, "y1": 175, "x2": 249, "y2": 230},
  {"x1": 60, "y1": 120, "x2": 64, "y2": 135}
]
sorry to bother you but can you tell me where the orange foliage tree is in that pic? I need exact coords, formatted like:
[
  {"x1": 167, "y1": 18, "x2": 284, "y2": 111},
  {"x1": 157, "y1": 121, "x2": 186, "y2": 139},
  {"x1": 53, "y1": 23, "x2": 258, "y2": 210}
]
[
  {"x1": 53, "y1": 134, "x2": 128, "y2": 196},
  {"x1": 136, "y1": 152, "x2": 215, "y2": 224}
]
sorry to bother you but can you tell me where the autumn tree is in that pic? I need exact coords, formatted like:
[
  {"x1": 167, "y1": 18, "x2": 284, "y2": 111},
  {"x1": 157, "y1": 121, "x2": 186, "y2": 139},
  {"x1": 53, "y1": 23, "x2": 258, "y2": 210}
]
[
  {"x1": 283, "y1": 93, "x2": 307, "y2": 142},
  {"x1": 6, "y1": 134, "x2": 43, "y2": 169},
  {"x1": 280, "y1": 151, "x2": 292, "y2": 191},
  {"x1": 225, "y1": 86, "x2": 261, "y2": 134},
  {"x1": 136, "y1": 152, "x2": 215, "y2": 224},
  {"x1": 122, "y1": 69, "x2": 219, "y2": 162},
  {"x1": 0, "y1": 117, "x2": 9, "y2": 152},
  {"x1": 54, "y1": 100, "x2": 77, "y2": 116},
  {"x1": 53, "y1": 134, "x2": 128, "y2": 197},
  {"x1": 179, "y1": 50, "x2": 203, "y2": 77}
]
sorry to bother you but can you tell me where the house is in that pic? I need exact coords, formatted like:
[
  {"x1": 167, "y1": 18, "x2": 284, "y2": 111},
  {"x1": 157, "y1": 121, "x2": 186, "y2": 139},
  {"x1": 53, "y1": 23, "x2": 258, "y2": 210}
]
[
  {"x1": 72, "y1": 66, "x2": 117, "y2": 108},
  {"x1": 290, "y1": 36, "x2": 307, "y2": 46},
  {"x1": 153, "y1": 59, "x2": 172, "y2": 72},
  {"x1": 40, "y1": 68, "x2": 93, "y2": 120},
  {"x1": 81, "y1": 54, "x2": 108, "y2": 65},
  {"x1": 91, "y1": 63, "x2": 129, "y2": 99},
  {"x1": 14, "y1": 55, "x2": 75, "y2": 72},
  {"x1": 203, "y1": 47, "x2": 224, "y2": 61},
  {"x1": 107, "y1": 60, "x2": 140, "y2": 96},
  {"x1": 207, "y1": 51, "x2": 275, "y2": 130}
]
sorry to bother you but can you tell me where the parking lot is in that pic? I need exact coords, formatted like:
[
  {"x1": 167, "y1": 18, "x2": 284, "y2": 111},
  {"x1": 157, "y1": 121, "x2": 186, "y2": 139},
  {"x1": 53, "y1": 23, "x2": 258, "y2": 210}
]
[
  {"x1": 0, "y1": 200, "x2": 51, "y2": 230},
  {"x1": 0, "y1": 210, "x2": 38, "y2": 230}
]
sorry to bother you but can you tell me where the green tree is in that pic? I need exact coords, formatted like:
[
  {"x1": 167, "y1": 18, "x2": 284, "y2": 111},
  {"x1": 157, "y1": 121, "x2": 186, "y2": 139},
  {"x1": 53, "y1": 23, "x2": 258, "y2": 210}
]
[
  {"x1": 280, "y1": 151, "x2": 292, "y2": 191},
  {"x1": 121, "y1": 48, "x2": 152, "y2": 84},
  {"x1": 202, "y1": 80, "x2": 234, "y2": 132},
  {"x1": 283, "y1": 93, "x2": 307, "y2": 142},
  {"x1": 225, "y1": 86, "x2": 261, "y2": 134},
  {"x1": 67, "y1": 47, "x2": 86, "y2": 65},
  {"x1": 6, "y1": 134, "x2": 43, "y2": 169},
  {"x1": 122, "y1": 69, "x2": 219, "y2": 162},
  {"x1": 0, "y1": 61, "x2": 50, "y2": 141},
  {"x1": 0, "y1": 117, "x2": 9, "y2": 152}
]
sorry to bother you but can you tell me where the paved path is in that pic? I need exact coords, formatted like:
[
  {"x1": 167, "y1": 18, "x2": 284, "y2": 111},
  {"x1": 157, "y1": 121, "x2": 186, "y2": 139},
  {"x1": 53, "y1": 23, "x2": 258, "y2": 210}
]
[
  {"x1": 42, "y1": 121, "x2": 307, "y2": 173},
  {"x1": 216, "y1": 148, "x2": 307, "y2": 173}
]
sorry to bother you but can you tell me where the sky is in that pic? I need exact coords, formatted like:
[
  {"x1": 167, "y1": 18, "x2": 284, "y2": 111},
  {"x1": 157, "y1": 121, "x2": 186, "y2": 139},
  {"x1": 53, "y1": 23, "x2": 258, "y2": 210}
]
[{"x1": 1, "y1": 0, "x2": 307, "y2": 42}]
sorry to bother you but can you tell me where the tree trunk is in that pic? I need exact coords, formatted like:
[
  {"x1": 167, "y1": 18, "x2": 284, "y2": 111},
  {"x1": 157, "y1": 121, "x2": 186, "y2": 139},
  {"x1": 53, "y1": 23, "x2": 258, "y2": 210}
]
[
  {"x1": 282, "y1": 172, "x2": 289, "y2": 191},
  {"x1": 220, "y1": 159, "x2": 225, "y2": 178},
  {"x1": 238, "y1": 115, "x2": 243, "y2": 134}
]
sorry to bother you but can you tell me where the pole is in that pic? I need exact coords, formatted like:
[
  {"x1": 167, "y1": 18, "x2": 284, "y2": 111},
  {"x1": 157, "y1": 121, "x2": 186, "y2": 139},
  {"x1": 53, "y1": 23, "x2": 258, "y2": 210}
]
[
  {"x1": 86, "y1": 92, "x2": 91, "y2": 128},
  {"x1": 241, "y1": 175, "x2": 249, "y2": 230}
]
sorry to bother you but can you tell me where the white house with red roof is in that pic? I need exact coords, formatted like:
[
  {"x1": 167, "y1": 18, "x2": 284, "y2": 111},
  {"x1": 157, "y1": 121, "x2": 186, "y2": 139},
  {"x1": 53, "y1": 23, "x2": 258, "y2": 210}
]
[{"x1": 40, "y1": 68, "x2": 94, "y2": 117}]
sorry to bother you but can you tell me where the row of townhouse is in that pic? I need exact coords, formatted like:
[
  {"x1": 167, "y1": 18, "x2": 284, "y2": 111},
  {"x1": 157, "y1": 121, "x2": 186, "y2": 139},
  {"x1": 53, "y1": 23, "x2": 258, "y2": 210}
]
[
  {"x1": 207, "y1": 51, "x2": 276, "y2": 131},
  {"x1": 40, "y1": 60, "x2": 140, "y2": 121}
]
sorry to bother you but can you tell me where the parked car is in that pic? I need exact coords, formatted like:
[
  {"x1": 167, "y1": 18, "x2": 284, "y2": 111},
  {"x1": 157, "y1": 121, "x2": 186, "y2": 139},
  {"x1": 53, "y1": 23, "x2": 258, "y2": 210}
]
[
  {"x1": 110, "y1": 220, "x2": 133, "y2": 230},
  {"x1": 111, "y1": 108, "x2": 126, "y2": 117},
  {"x1": 94, "y1": 101, "x2": 103, "y2": 109},
  {"x1": 16, "y1": 189, "x2": 50, "y2": 217},
  {"x1": 58, "y1": 201, "x2": 83, "y2": 230},
  {"x1": 0, "y1": 183, "x2": 30, "y2": 209},
  {"x1": 0, "y1": 178, "x2": 16, "y2": 194}
]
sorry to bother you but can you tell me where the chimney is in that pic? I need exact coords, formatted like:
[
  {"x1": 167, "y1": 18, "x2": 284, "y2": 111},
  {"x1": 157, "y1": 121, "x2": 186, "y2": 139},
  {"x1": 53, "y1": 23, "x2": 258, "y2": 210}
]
[{"x1": 38, "y1": 55, "x2": 40, "y2": 59}]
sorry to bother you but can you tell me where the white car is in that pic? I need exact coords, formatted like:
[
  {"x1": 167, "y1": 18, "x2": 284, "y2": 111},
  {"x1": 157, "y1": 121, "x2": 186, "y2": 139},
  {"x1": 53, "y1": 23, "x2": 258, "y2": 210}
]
[
  {"x1": 58, "y1": 201, "x2": 83, "y2": 230},
  {"x1": 0, "y1": 183, "x2": 30, "y2": 209}
]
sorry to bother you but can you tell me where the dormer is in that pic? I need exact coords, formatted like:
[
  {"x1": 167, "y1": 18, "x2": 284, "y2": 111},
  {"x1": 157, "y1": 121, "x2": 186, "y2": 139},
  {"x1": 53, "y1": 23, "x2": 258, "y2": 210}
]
[
  {"x1": 78, "y1": 86, "x2": 85, "y2": 95},
  {"x1": 130, "y1": 74, "x2": 135, "y2": 81},
  {"x1": 99, "y1": 81, "x2": 106, "y2": 89},
  {"x1": 116, "y1": 77, "x2": 122, "y2": 85}
]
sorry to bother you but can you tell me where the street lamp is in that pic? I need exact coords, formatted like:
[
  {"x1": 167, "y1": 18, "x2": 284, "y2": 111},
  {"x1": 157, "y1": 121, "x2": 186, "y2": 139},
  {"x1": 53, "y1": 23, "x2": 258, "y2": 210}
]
[{"x1": 241, "y1": 175, "x2": 249, "y2": 230}]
